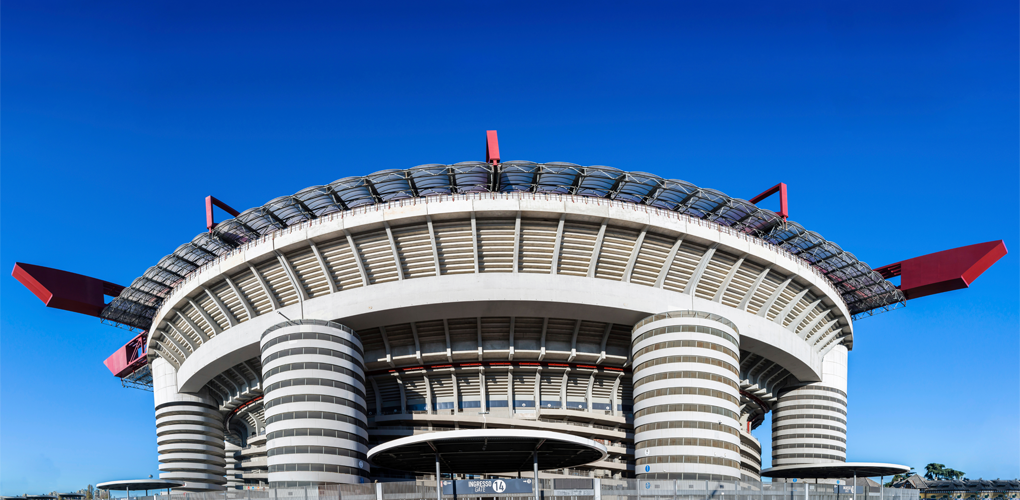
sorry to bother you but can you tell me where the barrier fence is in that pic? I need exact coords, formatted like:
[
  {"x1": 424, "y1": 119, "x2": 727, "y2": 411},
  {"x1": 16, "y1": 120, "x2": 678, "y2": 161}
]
[{"x1": 118, "y1": 480, "x2": 919, "y2": 500}]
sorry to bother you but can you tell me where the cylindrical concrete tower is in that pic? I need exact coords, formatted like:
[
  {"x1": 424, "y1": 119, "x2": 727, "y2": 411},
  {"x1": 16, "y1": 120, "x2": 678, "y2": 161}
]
[
  {"x1": 261, "y1": 320, "x2": 370, "y2": 486},
  {"x1": 771, "y1": 345, "x2": 848, "y2": 469},
  {"x1": 632, "y1": 311, "x2": 742, "y2": 481},
  {"x1": 152, "y1": 357, "x2": 228, "y2": 491}
]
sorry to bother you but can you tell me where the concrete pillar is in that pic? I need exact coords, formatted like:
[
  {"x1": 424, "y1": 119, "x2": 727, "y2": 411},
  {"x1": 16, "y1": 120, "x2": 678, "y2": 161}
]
[
  {"x1": 262, "y1": 319, "x2": 369, "y2": 486},
  {"x1": 631, "y1": 311, "x2": 742, "y2": 481},
  {"x1": 152, "y1": 357, "x2": 228, "y2": 491},
  {"x1": 771, "y1": 345, "x2": 848, "y2": 469}
]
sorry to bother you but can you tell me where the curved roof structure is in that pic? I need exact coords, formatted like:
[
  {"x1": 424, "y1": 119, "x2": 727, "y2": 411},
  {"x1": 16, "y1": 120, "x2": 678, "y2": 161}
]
[
  {"x1": 101, "y1": 162, "x2": 904, "y2": 330},
  {"x1": 367, "y1": 429, "x2": 607, "y2": 474},
  {"x1": 762, "y1": 463, "x2": 911, "y2": 479},
  {"x1": 96, "y1": 480, "x2": 184, "y2": 491}
]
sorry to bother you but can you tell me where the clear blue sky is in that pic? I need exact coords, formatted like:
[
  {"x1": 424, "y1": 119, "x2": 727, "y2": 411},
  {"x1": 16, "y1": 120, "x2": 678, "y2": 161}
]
[{"x1": 2, "y1": 1, "x2": 1017, "y2": 494}]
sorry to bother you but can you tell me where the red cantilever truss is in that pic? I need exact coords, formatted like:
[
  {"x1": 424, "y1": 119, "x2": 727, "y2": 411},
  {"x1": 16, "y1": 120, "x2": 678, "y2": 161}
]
[
  {"x1": 11, "y1": 263, "x2": 149, "y2": 381},
  {"x1": 12, "y1": 262, "x2": 124, "y2": 317},
  {"x1": 103, "y1": 331, "x2": 148, "y2": 377},
  {"x1": 206, "y1": 195, "x2": 241, "y2": 232},
  {"x1": 749, "y1": 183, "x2": 789, "y2": 220},
  {"x1": 874, "y1": 240, "x2": 1007, "y2": 300},
  {"x1": 486, "y1": 130, "x2": 500, "y2": 164}
]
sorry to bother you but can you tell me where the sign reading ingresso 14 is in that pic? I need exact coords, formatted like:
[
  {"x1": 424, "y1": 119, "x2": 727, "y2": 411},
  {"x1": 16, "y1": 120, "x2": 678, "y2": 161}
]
[{"x1": 442, "y1": 479, "x2": 534, "y2": 495}]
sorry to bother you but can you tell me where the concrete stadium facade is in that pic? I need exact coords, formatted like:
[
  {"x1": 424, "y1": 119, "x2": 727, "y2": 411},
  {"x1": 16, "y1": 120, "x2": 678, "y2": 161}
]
[{"x1": 144, "y1": 191, "x2": 861, "y2": 490}]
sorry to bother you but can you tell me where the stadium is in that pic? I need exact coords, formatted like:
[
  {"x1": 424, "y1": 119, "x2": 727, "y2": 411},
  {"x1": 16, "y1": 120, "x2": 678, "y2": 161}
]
[{"x1": 13, "y1": 132, "x2": 1006, "y2": 492}]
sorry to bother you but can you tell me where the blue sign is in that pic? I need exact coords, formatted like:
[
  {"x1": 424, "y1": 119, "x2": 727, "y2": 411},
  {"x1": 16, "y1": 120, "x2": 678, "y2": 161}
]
[
  {"x1": 442, "y1": 479, "x2": 533, "y2": 495},
  {"x1": 645, "y1": 465, "x2": 651, "y2": 472},
  {"x1": 792, "y1": 479, "x2": 798, "y2": 483},
  {"x1": 646, "y1": 483, "x2": 651, "y2": 489}
]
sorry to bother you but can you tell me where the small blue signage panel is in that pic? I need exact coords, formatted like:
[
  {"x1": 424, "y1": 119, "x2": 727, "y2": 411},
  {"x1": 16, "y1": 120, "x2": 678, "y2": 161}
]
[{"x1": 442, "y1": 479, "x2": 533, "y2": 495}]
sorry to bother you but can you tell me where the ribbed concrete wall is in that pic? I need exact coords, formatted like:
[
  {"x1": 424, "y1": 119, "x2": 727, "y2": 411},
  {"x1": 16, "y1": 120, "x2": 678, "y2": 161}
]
[
  {"x1": 239, "y1": 435, "x2": 268, "y2": 486},
  {"x1": 261, "y1": 320, "x2": 370, "y2": 486},
  {"x1": 224, "y1": 441, "x2": 243, "y2": 489},
  {"x1": 772, "y1": 345, "x2": 848, "y2": 467},
  {"x1": 632, "y1": 311, "x2": 742, "y2": 481},
  {"x1": 738, "y1": 432, "x2": 762, "y2": 481},
  {"x1": 153, "y1": 358, "x2": 227, "y2": 491},
  {"x1": 148, "y1": 201, "x2": 850, "y2": 375}
]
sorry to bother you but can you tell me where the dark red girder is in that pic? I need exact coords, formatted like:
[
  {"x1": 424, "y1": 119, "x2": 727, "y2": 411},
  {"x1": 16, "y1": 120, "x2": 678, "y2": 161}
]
[
  {"x1": 11, "y1": 262, "x2": 124, "y2": 317},
  {"x1": 874, "y1": 240, "x2": 1007, "y2": 300}
]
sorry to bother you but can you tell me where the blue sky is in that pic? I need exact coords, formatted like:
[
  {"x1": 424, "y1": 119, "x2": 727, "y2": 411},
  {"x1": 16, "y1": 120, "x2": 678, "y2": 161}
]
[{"x1": 1, "y1": 0, "x2": 1017, "y2": 494}]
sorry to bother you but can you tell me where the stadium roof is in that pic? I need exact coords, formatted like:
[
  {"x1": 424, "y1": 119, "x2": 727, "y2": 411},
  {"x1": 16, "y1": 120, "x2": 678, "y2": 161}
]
[{"x1": 101, "y1": 162, "x2": 904, "y2": 330}]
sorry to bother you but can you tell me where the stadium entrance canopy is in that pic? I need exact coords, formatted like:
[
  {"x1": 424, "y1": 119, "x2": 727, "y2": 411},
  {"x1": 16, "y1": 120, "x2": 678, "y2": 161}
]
[
  {"x1": 369, "y1": 429, "x2": 606, "y2": 500},
  {"x1": 761, "y1": 463, "x2": 911, "y2": 479},
  {"x1": 368, "y1": 429, "x2": 607, "y2": 474},
  {"x1": 97, "y1": 480, "x2": 184, "y2": 497}
]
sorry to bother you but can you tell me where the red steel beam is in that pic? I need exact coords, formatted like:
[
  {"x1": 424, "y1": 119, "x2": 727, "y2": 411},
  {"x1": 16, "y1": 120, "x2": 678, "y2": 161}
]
[
  {"x1": 873, "y1": 240, "x2": 1007, "y2": 300},
  {"x1": 486, "y1": 130, "x2": 500, "y2": 164},
  {"x1": 749, "y1": 182, "x2": 789, "y2": 220},
  {"x1": 103, "y1": 331, "x2": 148, "y2": 377},
  {"x1": 12, "y1": 263, "x2": 124, "y2": 317},
  {"x1": 224, "y1": 395, "x2": 264, "y2": 425},
  {"x1": 206, "y1": 196, "x2": 241, "y2": 232}
]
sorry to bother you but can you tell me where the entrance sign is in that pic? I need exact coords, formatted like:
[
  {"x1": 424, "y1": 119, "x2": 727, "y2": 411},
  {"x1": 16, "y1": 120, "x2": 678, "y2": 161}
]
[
  {"x1": 442, "y1": 479, "x2": 534, "y2": 495},
  {"x1": 553, "y1": 490, "x2": 595, "y2": 497}
]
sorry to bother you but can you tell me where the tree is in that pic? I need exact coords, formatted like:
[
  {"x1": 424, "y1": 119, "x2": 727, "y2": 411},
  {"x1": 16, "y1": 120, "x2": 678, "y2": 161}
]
[
  {"x1": 926, "y1": 463, "x2": 947, "y2": 480},
  {"x1": 885, "y1": 469, "x2": 917, "y2": 487},
  {"x1": 925, "y1": 463, "x2": 968, "y2": 481}
]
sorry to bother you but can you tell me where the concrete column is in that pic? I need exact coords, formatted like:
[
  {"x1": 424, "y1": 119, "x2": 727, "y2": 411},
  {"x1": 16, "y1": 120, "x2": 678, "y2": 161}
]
[
  {"x1": 771, "y1": 345, "x2": 848, "y2": 468},
  {"x1": 533, "y1": 449, "x2": 539, "y2": 500},
  {"x1": 631, "y1": 311, "x2": 742, "y2": 481},
  {"x1": 262, "y1": 319, "x2": 369, "y2": 486},
  {"x1": 152, "y1": 358, "x2": 228, "y2": 491}
]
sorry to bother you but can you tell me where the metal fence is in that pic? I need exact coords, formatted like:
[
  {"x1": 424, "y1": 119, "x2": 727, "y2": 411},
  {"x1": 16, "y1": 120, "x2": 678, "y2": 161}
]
[
  {"x1": 119, "y1": 480, "x2": 919, "y2": 500},
  {"x1": 599, "y1": 479, "x2": 919, "y2": 500}
]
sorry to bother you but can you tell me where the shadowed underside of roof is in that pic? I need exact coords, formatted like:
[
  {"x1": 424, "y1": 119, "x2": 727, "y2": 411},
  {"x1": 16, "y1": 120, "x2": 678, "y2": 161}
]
[{"x1": 101, "y1": 162, "x2": 904, "y2": 330}]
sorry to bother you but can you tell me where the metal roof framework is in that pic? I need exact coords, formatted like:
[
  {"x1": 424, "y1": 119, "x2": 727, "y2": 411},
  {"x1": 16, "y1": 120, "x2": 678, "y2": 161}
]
[{"x1": 101, "y1": 162, "x2": 904, "y2": 331}]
